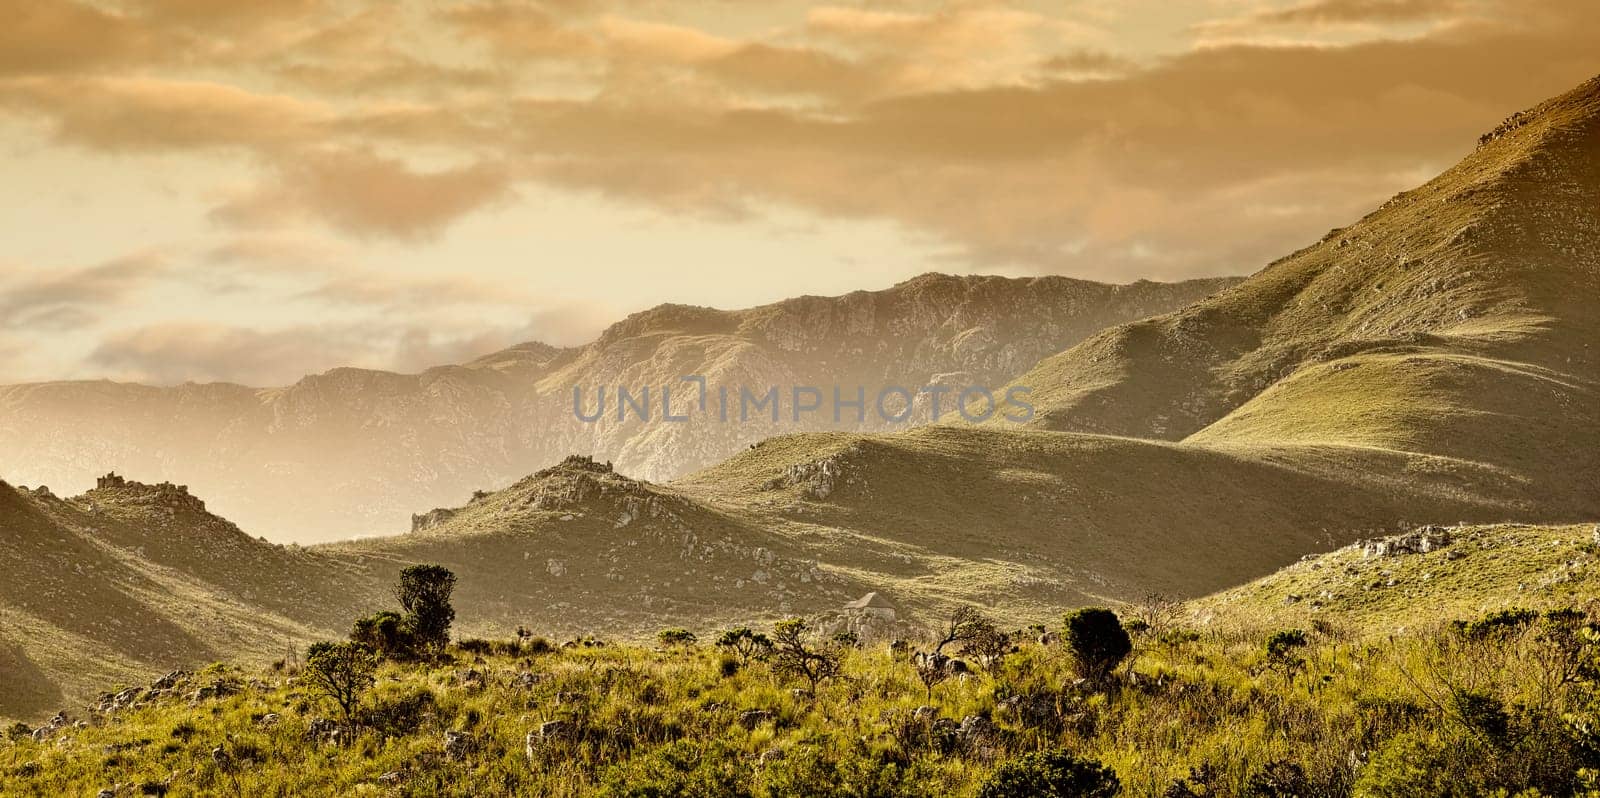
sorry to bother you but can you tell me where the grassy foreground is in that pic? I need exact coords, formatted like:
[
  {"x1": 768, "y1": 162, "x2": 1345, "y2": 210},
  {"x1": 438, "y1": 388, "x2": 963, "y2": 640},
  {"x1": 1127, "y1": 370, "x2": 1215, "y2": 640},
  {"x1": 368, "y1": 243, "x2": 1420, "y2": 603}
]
[{"x1": 6, "y1": 600, "x2": 1600, "y2": 797}]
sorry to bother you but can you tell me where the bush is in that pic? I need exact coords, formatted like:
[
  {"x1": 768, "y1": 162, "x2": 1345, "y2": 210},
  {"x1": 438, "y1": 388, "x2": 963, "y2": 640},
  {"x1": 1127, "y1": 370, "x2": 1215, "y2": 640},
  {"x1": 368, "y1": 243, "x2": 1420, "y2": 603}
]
[
  {"x1": 395, "y1": 564, "x2": 456, "y2": 653},
  {"x1": 351, "y1": 610, "x2": 416, "y2": 659},
  {"x1": 770, "y1": 618, "x2": 843, "y2": 696},
  {"x1": 657, "y1": 629, "x2": 697, "y2": 648},
  {"x1": 1241, "y1": 760, "x2": 1310, "y2": 798},
  {"x1": 1452, "y1": 608, "x2": 1538, "y2": 641},
  {"x1": 596, "y1": 739, "x2": 753, "y2": 798},
  {"x1": 303, "y1": 640, "x2": 377, "y2": 724},
  {"x1": 716, "y1": 628, "x2": 773, "y2": 665},
  {"x1": 1063, "y1": 608, "x2": 1131, "y2": 683},
  {"x1": 1264, "y1": 629, "x2": 1309, "y2": 680},
  {"x1": 977, "y1": 748, "x2": 1120, "y2": 798}
]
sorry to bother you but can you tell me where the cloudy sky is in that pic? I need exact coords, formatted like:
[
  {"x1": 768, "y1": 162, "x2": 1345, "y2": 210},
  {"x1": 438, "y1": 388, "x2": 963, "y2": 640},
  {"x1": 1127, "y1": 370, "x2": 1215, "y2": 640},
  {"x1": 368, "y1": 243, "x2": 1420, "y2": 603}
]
[{"x1": 2, "y1": 0, "x2": 1597, "y2": 385}]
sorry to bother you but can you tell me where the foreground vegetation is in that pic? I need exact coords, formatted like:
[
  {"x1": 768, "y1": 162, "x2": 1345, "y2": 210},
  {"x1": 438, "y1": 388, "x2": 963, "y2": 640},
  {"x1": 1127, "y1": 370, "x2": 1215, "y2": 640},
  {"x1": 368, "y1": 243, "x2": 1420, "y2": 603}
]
[{"x1": 7, "y1": 561, "x2": 1600, "y2": 797}]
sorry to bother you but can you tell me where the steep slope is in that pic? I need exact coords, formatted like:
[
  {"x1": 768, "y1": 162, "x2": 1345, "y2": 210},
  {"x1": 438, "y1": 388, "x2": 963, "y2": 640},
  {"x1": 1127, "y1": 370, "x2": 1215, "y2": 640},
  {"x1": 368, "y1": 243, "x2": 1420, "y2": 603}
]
[
  {"x1": 995, "y1": 75, "x2": 1600, "y2": 520},
  {"x1": 0, "y1": 275, "x2": 1234, "y2": 542},
  {"x1": 0, "y1": 478, "x2": 378, "y2": 723}
]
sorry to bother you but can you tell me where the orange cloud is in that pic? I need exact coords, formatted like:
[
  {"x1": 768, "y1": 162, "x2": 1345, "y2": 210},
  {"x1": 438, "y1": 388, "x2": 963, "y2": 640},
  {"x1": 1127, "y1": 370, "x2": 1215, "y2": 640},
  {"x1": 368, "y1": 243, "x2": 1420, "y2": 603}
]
[{"x1": 211, "y1": 149, "x2": 514, "y2": 240}]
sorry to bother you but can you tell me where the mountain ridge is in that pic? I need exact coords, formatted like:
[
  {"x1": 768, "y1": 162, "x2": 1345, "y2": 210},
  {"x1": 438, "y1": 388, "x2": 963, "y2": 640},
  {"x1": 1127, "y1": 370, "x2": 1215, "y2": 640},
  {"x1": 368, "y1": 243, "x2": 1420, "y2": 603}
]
[{"x1": 0, "y1": 272, "x2": 1237, "y2": 542}]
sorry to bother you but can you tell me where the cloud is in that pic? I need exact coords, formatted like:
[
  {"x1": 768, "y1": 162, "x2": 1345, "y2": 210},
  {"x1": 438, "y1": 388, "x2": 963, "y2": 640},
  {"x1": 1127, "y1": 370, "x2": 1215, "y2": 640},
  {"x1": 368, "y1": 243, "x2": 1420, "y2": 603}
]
[
  {"x1": 85, "y1": 308, "x2": 611, "y2": 386},
  {"x1": 0, "y1": 253, "x2": 169, "y2": 331},
  {"x1": 0, "y1": 1, "x2": 174, "y2": 76},
  {"x1": 1229, "y1": 0, "x2": 1473, "y2": 27},
  {"x1": 210, "y1": 149, "x2": 514, "y2": 240},
  {"x1": 86, "y1": 322, "x2": 375, "y2": 385},
  {"x1": 0, "y1": 76, "x2": 328, "y2": 154},
  {"x1": 473, "y1": 0, "x2": 1600, "y2": 278}
]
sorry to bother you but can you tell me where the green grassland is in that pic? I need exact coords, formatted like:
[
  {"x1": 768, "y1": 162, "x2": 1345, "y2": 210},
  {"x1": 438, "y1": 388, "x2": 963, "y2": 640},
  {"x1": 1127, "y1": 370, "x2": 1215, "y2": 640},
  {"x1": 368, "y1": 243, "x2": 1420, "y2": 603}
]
[{"x1": 7, "y1": 523, "x2": 1600, "y2": 797}]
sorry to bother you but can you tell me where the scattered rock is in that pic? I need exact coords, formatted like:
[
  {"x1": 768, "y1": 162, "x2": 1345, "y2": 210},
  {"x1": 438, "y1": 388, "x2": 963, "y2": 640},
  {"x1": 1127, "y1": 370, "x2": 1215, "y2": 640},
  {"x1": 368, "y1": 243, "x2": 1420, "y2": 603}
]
[
  {"x1": 444, "y1": 730, "x2": 476, "y2": 761},
  {"x1": 738, "y1": 710, "x2": 774, "y2": 730}
]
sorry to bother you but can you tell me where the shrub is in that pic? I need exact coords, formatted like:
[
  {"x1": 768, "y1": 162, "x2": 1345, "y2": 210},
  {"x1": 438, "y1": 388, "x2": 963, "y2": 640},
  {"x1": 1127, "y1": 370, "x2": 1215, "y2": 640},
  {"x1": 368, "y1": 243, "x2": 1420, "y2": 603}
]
[
  {"x1": 395, "y1": 564, "x2": 457, "y2": 653},
  {"x1": 1450, "y1": 688, "x2": 1509, "y2": 742},
  {"x1": 596, "y1": 739, "x2": 753, "y2": 798},
  {"x1": 977, "y1": 748, "x2": 1120, "y2": 798},
  {"x1": 351, "y1": 610, "x2": 416, "y2": 659},
  {"x1": 1264, "y1": 630, "x2": 1309, "y2": 680},
  {"x1": 303, "y1": 641, "x2": 377, "y2": 725},
  {"x1": 657, "y1": 629, "x2": 697, "y2": 648},
  {"x1": 1241, "y1": 760, "x2": 1310, "y2": 798},
  {"x1": 1452, "y1": 608, "x2": 1538, "y2": 641},
  {"x1": 715, "y1": 627, "x2": 773, "y2": 665},
  {"x1": 1063, "y1": 608, "x2": 1131, "y2": 683},
  {"x1": 363, "y1": 685, "x2": 437, "y2": 738},
  {"x1": 770, "y1": 618, "x2": 843, "y2": 696}
]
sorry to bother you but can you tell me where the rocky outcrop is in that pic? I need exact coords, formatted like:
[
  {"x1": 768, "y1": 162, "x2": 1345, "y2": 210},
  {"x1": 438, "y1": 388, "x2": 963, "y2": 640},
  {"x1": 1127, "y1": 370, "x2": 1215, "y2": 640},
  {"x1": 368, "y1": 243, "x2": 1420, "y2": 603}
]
[
  {"x1": 411, "y1": 507, "x2": 459, "y2": 533},
  {"x1": 1360, "y1": 526, "x2": 1455, "y2": 558}
]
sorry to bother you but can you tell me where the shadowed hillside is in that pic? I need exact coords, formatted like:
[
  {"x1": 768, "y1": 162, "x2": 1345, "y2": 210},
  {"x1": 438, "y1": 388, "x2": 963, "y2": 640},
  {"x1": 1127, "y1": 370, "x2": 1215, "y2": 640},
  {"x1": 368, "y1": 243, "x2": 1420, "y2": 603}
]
[{"x1": 0, "y1": 478, "x2": 381, "y2": 722}]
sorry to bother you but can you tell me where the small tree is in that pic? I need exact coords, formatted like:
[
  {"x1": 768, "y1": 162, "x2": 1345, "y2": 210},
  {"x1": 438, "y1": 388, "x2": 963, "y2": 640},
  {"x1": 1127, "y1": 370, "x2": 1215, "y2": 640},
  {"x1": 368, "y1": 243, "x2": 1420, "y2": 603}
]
[
  {"x1": 395, "y1": 564, "x2": 456, "y2": 653},
  {"x1": 963, "y1": 623, "x2": 1014, "y2": 675},
  {"x1": 303, "y1": 641, "x2": 376, "y2": 726},
  {"x1": 1063, "y1": 608, "x2": 1131, "y2": 684},
  {"x1": 933, "y1": 606, "x2": 990, "y2": 655},
  {"x1": 1132, "y1": 593, "x2": 1184, "y2": 636},
  {"x1": 770, "y1": 618, "x2": 842, "y2": 696},
  {"x1": 716, "y1": 627, "x2": 773, "y2": 665},
  {"x1": 977, "y1": 748, "x2": 1120, "y2": 798}
]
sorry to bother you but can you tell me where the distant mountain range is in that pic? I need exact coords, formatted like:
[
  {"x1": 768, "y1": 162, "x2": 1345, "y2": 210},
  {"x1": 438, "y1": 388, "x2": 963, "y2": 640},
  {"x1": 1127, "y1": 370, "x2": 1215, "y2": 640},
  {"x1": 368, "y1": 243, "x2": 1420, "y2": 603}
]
[
  {"x1": 0, "y1": 274, "x2": 1236, "y2": 543},
  {"x1": 4, "y1": 74, "x2": 1600, "y2": 723}
]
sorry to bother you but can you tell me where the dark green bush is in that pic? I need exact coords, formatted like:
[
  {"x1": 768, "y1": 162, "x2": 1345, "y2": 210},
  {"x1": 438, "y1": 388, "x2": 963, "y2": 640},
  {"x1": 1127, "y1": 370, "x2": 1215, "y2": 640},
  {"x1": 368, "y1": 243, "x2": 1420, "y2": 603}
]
[
  {"x1": 977, "y1": 748, "x2": 1119, "y2": 798},
  {"x1": 1062, "y1": 608, "x2": 1131, "y2": 683}
]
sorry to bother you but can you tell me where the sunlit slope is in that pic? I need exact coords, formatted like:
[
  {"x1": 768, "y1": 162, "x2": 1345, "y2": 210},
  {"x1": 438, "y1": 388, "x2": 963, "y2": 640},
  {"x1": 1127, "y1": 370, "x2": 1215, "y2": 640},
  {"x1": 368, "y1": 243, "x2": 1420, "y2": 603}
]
[{"x1": 994, "y1": 76, "x2": 1600, "y2": 518}]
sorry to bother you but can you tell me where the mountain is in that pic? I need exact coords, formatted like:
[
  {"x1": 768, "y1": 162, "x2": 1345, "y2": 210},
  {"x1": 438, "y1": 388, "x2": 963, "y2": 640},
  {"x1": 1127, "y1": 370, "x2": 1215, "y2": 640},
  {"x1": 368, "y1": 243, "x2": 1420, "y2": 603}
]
[
  {"x1": 0, "y1": 274, "x2": 1236, "y2": 543},
  {"x1": 997, "y1": 75, "x2": 1600, "y2": 516}
]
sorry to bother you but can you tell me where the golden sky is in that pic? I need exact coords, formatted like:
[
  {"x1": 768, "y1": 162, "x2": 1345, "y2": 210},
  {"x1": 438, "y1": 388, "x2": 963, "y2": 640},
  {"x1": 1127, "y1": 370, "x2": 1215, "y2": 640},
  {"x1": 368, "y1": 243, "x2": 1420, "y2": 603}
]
[{"x1": 2, "y1": 0, "x2": 1598, "y2": 385}]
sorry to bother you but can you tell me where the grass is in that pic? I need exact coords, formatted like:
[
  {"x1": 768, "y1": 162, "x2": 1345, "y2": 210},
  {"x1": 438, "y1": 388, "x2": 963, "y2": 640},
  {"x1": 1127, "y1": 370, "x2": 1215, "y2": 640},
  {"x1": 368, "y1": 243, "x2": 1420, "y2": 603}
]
[
  {"x1": 6, "y1": 599, "x2": 1600, "y2": 797},
  {"x1": 1198, "y1": 523, "x2": 1600, "y2": 633}
]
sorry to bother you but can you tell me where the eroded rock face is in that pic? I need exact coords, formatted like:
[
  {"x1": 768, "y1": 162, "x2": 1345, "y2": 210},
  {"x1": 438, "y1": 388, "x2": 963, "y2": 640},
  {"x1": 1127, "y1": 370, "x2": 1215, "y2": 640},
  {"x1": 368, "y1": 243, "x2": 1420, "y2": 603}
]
[
  {"x1": 411, "y1": 507, "x2": 459, "y2": 533},
  {"x1": 1360, "y1": 526, "x2": 1455, "y2": 558},
  {"x1": 766, "y1": 445, "x2": 866, "y2": 500}
]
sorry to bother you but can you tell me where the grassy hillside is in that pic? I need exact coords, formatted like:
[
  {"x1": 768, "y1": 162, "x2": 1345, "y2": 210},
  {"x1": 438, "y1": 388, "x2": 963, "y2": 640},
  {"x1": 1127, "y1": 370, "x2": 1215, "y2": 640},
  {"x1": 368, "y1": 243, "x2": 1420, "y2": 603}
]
[
  {"x1": 1198, "y1": 523, "x2": 1600, "y2": 633},
  {"x1": 0, "y1": 479, "x2": 380, "y2": 725},
  {"x1": 5, "y1": 576, "x2": 1600, "y2": 796},
  {"x1": 991, "y1": 75, "x2": 1600, "y2": 521}
]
